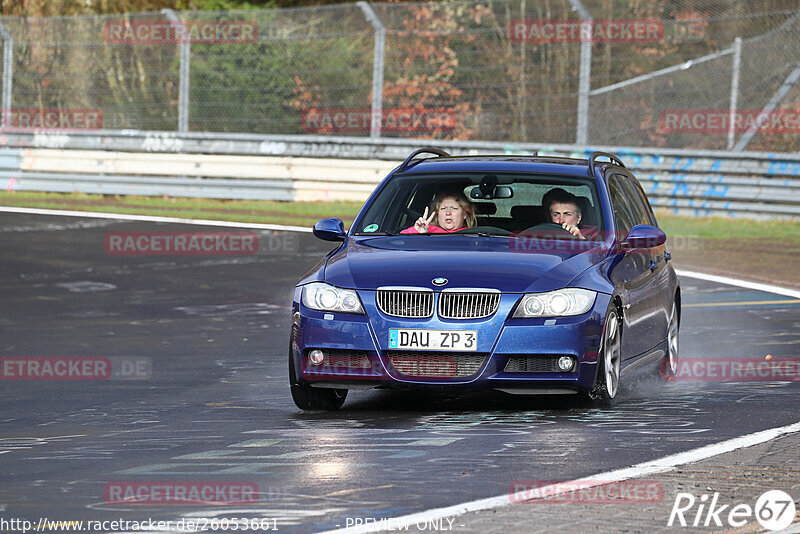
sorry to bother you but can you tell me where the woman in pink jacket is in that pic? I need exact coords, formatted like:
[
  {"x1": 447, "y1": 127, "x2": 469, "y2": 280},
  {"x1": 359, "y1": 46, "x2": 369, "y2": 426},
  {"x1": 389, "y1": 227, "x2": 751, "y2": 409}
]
[{"x1": 401, "y1": 191, "x2": 477, "y2": 234}]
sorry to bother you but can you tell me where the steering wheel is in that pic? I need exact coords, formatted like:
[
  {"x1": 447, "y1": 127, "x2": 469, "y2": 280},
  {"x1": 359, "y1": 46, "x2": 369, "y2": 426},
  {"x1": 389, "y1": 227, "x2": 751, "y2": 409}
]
[{"x1": 520, "y1": 222, "x2": 580, "y2": 238}]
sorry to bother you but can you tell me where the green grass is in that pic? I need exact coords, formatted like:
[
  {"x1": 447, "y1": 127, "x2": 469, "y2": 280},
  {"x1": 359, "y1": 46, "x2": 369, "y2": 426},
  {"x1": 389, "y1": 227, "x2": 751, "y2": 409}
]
[
  {"x1": 1, "y1": 191, "x2": 797, "y2": 242},
  {"x1": 0, "y1": 191, "x2": 363, "y2": 228},
  {"x1": 655, "y1": 211, "x2": 800, "y2": 241}
]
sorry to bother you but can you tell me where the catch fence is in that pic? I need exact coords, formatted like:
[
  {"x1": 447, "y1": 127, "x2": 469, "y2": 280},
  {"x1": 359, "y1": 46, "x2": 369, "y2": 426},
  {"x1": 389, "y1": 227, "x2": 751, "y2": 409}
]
[{"x1": 1, "y1": 1, "x2": 799, "y2": 151}]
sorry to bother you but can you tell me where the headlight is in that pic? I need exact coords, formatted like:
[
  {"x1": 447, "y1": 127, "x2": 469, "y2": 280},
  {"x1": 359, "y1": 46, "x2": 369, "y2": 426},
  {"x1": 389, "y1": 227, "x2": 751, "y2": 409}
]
[
  {"x1": 302, "y1": 282, "x2": 365, "y2": 314},
  {"x1": 513, "y1": 288, "x2": 596, "y2": 318}
]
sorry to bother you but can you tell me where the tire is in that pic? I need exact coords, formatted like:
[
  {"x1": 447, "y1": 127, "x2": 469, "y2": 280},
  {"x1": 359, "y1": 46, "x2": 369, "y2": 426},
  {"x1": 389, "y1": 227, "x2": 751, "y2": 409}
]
[
  {"x1": 288, "y1": 348, "x2": 348, "y2": 411},
  {"x1": 290, "y1": 383, "x2": 348, "y2": 411},
  {"x1": 589, "y1": 307, "x2": 622, "y2": 406},
  {"x1": 660, "y1": 299, "x2": 680, "y2": 380}
]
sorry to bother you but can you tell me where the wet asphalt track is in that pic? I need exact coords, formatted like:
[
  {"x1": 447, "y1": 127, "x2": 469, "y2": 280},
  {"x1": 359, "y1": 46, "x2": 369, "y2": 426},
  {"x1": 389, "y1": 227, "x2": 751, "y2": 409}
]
[{"x1": 1, "y1": 212, "x2": 799, "y2": 533}]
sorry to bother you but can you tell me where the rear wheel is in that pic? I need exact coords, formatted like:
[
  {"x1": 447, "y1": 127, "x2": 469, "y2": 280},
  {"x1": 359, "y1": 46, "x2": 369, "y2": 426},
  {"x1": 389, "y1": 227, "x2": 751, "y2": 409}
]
[{"x1": 590, "y1": 307, "x2": 622, "y2": 406}]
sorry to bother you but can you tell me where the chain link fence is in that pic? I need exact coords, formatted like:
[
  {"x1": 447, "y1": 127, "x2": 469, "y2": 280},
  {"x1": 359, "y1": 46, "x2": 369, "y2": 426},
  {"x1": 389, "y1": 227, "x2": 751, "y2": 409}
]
[{"x1": 1, "y1": 0, "x2": 799, "y2": 151}]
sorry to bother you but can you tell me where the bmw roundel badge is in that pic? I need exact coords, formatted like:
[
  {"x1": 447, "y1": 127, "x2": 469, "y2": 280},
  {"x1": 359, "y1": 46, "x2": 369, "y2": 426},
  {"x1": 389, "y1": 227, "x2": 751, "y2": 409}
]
[{"x1": 432, "y1": 277, "x2": 448, "y2": 286}]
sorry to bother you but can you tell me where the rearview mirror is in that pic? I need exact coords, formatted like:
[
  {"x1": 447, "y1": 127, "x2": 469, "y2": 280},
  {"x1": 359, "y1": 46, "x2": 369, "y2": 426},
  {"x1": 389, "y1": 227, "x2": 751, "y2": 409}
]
[
  {"x1": 469, "y1": 184, "x2": 513, "y2": 200},
  {"x1": 494, "y1": 186, "x2": 513, "y2": 199},
  {"x1": 313, "y1": 218, "x2": 346, "y2": 241}
]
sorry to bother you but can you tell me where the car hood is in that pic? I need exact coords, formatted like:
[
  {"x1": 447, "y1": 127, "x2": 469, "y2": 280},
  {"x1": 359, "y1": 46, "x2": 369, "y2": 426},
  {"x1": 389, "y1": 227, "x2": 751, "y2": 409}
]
[{"x1": 323, "y1": 235, "x2": 609, "y2": 293}]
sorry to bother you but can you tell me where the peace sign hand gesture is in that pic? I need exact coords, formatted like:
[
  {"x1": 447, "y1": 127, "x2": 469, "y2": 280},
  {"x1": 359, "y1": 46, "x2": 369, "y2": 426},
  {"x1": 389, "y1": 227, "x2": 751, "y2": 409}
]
[{"x1": 414, "y1": 207, "x2": 436, "y2": 233}]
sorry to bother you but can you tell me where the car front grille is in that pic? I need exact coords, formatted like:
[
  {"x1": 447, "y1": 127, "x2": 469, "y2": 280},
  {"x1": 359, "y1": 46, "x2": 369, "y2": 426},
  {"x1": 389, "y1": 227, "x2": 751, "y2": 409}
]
[
  {"x1": 377, "y1": 288, "x2": 434, "y2": 318},
  {"x1": 377, "y1": 287, "x2": 500, "y2": 319},
  {"x1": 439, "y1": 290, "x2": 501, "y2": 319},
  {"x1": 387, "y1": 351, "x2": 487, "y2": 378},
  {"x1": 504, "y1": 355, "x2": 567, "y2": 373}
]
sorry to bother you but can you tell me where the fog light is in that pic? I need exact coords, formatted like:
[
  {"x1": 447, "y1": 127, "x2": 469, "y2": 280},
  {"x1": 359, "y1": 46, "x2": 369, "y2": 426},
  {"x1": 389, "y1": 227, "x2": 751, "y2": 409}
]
[
  {"x1": 557, "y1": 356, "x2": 575, "y2": 372},
  {"x1": 308, "y1": 350, "x2": 324, "y2": 366}
]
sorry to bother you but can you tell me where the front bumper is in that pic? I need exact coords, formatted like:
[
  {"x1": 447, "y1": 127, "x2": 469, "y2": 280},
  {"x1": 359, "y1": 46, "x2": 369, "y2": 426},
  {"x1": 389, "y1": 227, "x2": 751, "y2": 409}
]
[{"x1": 290, "y1": 288, "x2": 611, "y2": 394}]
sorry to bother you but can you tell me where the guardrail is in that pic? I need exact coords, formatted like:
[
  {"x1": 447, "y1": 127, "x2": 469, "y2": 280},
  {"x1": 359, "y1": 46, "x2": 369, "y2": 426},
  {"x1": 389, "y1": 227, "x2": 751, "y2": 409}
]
[{"x1": 2, "y1": 130, "x2": 800, "y2": 219}]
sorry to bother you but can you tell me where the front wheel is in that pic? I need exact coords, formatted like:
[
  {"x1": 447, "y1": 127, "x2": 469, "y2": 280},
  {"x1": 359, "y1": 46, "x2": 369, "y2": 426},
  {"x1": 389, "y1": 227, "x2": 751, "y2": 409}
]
[
  {"x1": 289, "y1": 347, "x2": 347, "y2": 411},
  {"x1": 589, "y1": 307, "x2": 622, "y2": 406},
  {"x1": 660, "y1": 300, "x2": 680, "y2": 379},
  {"x1": 290, "y1": 384, "x2": 348, "y2": 411}
]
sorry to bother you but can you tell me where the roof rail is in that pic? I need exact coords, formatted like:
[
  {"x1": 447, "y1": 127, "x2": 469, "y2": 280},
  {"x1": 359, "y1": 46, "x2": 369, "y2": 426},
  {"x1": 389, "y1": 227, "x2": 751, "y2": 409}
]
[
  {"x1": 588, "y1": 151, "x2": 625, "y2": 176},
  {"x1": 397, "y1": 147, "x2": 451, "y2": 173}
]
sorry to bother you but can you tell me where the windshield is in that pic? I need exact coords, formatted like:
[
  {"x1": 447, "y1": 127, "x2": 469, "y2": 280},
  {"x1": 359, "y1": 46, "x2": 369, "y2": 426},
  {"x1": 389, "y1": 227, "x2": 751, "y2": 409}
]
[{"x1": 354, "y1": 173, "x2": 604, "y2": 239}]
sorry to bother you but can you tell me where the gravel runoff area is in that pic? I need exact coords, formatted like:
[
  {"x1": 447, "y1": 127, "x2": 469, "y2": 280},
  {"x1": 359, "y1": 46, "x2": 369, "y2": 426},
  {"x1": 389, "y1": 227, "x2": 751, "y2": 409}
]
[
  {"x1": 442, "y1": 429, "x2": 800, "y2": 534},
  {"x1": 669, "y1": 238, "x2": 800, "y2": 291}
]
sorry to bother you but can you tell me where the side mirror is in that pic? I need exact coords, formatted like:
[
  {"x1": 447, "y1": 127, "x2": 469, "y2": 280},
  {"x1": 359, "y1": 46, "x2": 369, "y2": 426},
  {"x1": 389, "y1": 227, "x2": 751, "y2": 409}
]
[
  {"x1": 622, "y1": 225, "x2": 666, "y2": 249},
  {"x1": 313, "y1": 218, "x2": 346, "y2": 241}
]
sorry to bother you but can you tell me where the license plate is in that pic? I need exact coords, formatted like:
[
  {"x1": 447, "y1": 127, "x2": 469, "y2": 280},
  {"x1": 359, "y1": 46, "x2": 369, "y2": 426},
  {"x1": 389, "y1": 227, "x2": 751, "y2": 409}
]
[{"x1": 388, "y1": 329, "x2": 477, "y2": 351}]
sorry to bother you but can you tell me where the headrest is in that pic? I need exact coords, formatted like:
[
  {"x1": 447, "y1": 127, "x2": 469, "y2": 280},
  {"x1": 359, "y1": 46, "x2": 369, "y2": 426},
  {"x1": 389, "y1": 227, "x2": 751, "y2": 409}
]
[{"x1": 510, "y1": 205, "x2": 548, "y2": 226}]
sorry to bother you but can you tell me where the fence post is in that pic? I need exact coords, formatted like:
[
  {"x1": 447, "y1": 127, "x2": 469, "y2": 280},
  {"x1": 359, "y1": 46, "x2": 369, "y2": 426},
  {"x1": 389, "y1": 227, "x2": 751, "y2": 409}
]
[
  {"x1": 727, "y1": 37, "x2": 742, "y2": 151},
  {"x1": 568, "y1": 0, "x2": 592, "y2": 146},
  {"x1": 357, "y1": 1, "x2": 385, "y2": 138},
  {"x1": 162, "y1": 9, "x2": 190, "y2": 133},
  {"x1": 0, "y1": 21, "x2": 13, "y2": 129}
]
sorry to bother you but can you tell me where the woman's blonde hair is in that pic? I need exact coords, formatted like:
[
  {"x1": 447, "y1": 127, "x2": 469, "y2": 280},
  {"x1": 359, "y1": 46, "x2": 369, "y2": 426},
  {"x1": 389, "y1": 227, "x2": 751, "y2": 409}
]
[{"x1": 431, "y1": 189, "x2": 477, "y2": 228}]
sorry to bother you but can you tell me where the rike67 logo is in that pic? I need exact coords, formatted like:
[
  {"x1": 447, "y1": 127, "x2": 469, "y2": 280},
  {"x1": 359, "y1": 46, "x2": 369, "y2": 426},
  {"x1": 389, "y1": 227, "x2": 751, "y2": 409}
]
[{"x1": 668, "y1": 490, "x2": 796, "y2": 531}]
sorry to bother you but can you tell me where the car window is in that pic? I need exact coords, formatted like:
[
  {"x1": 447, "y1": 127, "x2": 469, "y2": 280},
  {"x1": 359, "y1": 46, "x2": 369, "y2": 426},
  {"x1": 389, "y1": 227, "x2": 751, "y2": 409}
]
[
  {"x1": 608, "y1": 174, "x2": 636, "y2": 237},
  {"x1": 626, "y1": 175, "x2": 658, "y2": 227},
  {"x1": 616, "y1": 173, "x2": 654, "y2": 228},
  {"x1": 354, "y1": 173, "x2": 603, "y2": 237}
]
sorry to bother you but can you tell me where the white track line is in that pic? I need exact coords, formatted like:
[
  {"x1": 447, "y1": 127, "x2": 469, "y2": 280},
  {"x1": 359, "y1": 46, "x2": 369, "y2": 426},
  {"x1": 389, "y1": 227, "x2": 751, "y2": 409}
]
[
  {"x1": 676, "y1": 269, "x2": 800, "y2": 299},
  {"x1": 0, "y1": 206, "x2": 312, "y2": 233},
  {"x1": 320, "y1": 421, "x2": 800, "y2": 533},
  {"x1": 3, "y1": 207, "x2": 799, "y2": 299}
]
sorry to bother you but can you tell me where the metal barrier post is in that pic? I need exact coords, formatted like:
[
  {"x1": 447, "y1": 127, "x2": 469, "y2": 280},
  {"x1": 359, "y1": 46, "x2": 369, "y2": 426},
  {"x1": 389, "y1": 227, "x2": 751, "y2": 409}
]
[
  {"x1": 0, "y1": 21, "x2": 13, "y2": 129},
  {"x1": 733, "y1": 64, "x2": 800, "y2": 152},
  {"x1": 727, "y1": 37, "x2": 741, "y2": 151},
  {"x1": 357, "y1": 1, "x2": 385, "y2": 139},
  {"x1": 162, "y1": 9, "x2": 190, "y2": 133},
  {"x1": 569, "y1": 0, "x2": 592, "y2": 146}
]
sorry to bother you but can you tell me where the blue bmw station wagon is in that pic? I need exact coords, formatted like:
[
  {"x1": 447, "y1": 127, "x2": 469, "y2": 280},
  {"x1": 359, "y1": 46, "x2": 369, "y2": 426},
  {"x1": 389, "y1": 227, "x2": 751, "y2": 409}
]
[{"x1": 289, "y1": 149, "x2": 680, "y2": 410}]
